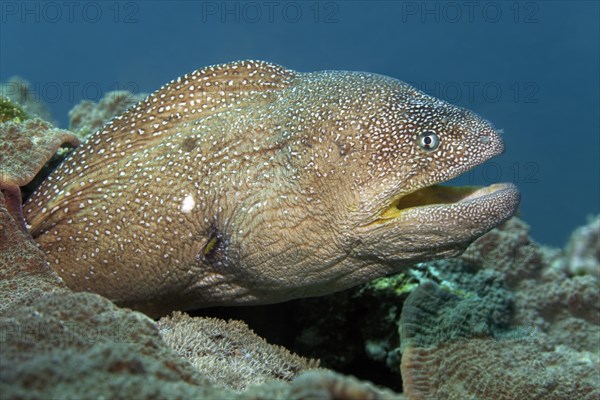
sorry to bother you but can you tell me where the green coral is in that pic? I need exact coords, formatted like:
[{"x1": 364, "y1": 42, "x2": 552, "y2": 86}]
[
  {"x1": 0, "y1": 96, "x2": 29, "y2": 123},
  {"x1": 361, "y1": 273, "x2": 418, "y2": 296}
]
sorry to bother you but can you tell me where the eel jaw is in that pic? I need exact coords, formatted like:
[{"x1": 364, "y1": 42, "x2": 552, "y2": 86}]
[{"x1": 366, "y1": 182, "x2": 520, "y2": 228}]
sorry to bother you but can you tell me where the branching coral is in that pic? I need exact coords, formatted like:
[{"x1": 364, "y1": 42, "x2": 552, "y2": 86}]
[{"x1": 158, "y1": 311, "x2": 320, "y2": 391}]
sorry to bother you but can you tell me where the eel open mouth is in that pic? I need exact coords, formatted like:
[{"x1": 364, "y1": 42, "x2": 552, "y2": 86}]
[{"x1": 372, "y1": 183, "x2": 516, "y2": 224}]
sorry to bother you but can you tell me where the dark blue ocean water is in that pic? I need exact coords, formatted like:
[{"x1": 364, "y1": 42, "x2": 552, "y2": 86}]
[{"x1": 1, "y1": 1, "x2": 598, "y2": 247}]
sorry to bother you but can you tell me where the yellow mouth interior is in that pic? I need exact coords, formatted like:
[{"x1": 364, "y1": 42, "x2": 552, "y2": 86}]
[{"x1": 378, "y1": 185, "x2": 483, "y2": 221}]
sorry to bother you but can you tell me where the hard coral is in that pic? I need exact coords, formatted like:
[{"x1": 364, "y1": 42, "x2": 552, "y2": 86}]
[
  {"x1": 399, "y1": 283, "x2": 599, "y2": 400},
  {"x1": 158, "y1": 311, "x2": 320, "y2": 391},
  {"x1": 459, "y1": 217, "x2": 548, "y2": 285},
  {"x1": 0, "y1": 191, "x2": 66, "y2": 314},
  {"x1": 0, "y1": 291, "x2": 221, "y2": 399},
  {"x1": 465, "y1": 218, "x2": 600, "y2": 353},
  {"x1": 0, "y1": 119, "x2": 79, "y2": 228},
  {"x1": 0, "y1": 119, "x2": 80, "y2": 188}
]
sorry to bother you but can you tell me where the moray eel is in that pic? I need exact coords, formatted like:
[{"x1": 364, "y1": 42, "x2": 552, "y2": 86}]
[{"x1": 24, "y1": 61, "x2": 519, "y2": 315}]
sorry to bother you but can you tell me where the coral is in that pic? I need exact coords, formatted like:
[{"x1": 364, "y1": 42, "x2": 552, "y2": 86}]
[
  {"x1": 395, "y1": 219, "x2": 599, "y2": 399},
  {"x1": 0, "y1": 273, "x2": 403, "y2": 399},
  {"x1": 0, "y1": 117, "x2": 79, "y2": 311},
  {"x1": 399, "y1": 282, "x2": 599, "y2": 400},
  {"x1": 0, "y1": 290, "x2": 222, "y2": 399},
  {"x1": 158, "y1": 311, "x2": 319, "y2": 391},
  {"x1": 1, "y1": 100, "x2": 596, "y2": 398},
  {"x1": 459, "y1": 217, "x2": 549, "y2": 285},
  {"x1": 460, "y1": 218, "x2": 600, "y2": 353},
  {"x1": 0, "y1": 191, "x2": 66, "y2": 314},
  {"x1": 398, "y1": 272, "x2": 513, "y2": 348},
  {"x1": 228, "y1": 217, "x2": 599, "y2": 398},
  {"x1": 69, "y1": 90, "x2": 146, "y2": 139},
  {"x1": 0, "y1": 96, "x2": 29, "y2": 123},
  {"x1": 0, "y1": 119, "x2": 80, "y2": 188},
  {"x1": 0, "y1": 76, "x2": 53, "y2": 123},
  {"x1": 513, "y1": 266, "x2": 599, "y2": 352},
  {"x1": 401, "y1": 338, "x2": 598, "y2": 400},
  {"x1": 0, "y1": 119, "x2": 79, "y2": 226},
  {"x1": 283, "y1": 370, "x2": 405, "y2": 400},
  {"x1": 563, "y1": 215, "x2": 600, "y2": 279},
  {"x1": 452, "y1": 216, "x2": 599, "y2": 347}
]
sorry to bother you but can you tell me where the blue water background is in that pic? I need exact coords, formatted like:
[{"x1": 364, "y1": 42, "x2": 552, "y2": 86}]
[{"x1": 1, "y1": 1, "x2": 598, "y2": 247}]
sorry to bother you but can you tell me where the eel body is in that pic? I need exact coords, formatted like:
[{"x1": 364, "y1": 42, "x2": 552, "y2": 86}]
[{"x1": 24, "y1": 61, "x2": 519, "y2": 314}]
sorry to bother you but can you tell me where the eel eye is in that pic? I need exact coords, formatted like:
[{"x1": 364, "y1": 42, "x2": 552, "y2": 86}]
[{"x1": 417, "y1": 130, "x2": 440, "y2": 152}]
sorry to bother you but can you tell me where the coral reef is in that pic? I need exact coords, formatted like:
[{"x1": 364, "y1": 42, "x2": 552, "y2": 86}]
[
  {"x1": 562, "y1": 214, "x2": 600, "y2": 279},
  {"x1": 158, "y1": 311, "x2": 320, "y2": 391},
  {"x1": 0, "y1": 119, "x2": 80, "y2": 190},
  {"x1": 0, "y1": 77, "x2": 53, "y2": 123},
  {"x1": 0, "y1": 190, "x2": 66, "y2": 314},
  {"x1": 69, "y1": 90, "x2": 146, "y2": 139},
  {"x1": 462, "y1": 217, "x2": 600, "y2": 353},
  {"x1": 0, "y1": 118, "x2": 76, "y2": 312},
  {"x1": 0, "y1": 119, "x2": 79, "y2": 227},
  {"x1": 394, "y1": 218, "x2": 600, "y2": 399},
  {"x1": 459, "y1": 216, "x2": 548, "y2": 284},
  {"x1": 1, "y1": 197, "x2": 402, "y2": 400},
  {"x1": 0, "y1": 290, "x2": 215, "y2": 399},
  {"x1": 282, "y1": 370, "x2": 406, "y2": 400},
  {"x1": 0, "y1": 96, "x2": 29, "y2": 123},
  {"x1": 399, "y1": 282, "x2": 598, "y2": 400},
  {"x1": 0, "y1": 107, "x2": 597, "y2": 398},
  {"x1": 274, "y1": 217, "x2": 599, "y2": 398}
]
